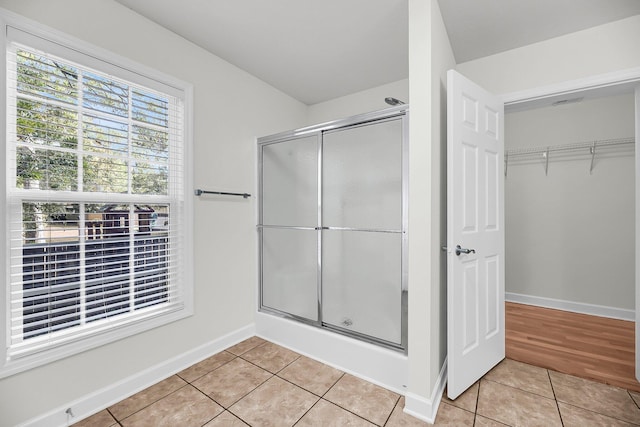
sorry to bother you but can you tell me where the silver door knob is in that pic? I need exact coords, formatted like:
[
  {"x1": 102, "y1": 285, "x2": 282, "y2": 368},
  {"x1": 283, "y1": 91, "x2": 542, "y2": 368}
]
[{"x1": 455, "y1": 245, "x2": 476, "y2": 256}]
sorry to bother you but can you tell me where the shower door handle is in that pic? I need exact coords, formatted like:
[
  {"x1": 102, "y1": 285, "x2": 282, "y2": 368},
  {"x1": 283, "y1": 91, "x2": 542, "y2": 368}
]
[{"x1": 455, "y1": 245, "x2": 476, "y2": 256}]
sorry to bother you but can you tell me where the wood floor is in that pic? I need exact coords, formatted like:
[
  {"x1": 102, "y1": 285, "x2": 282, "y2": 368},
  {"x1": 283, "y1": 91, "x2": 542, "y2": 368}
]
[{"x1": 505, "y1": 301, "x2": 640, "y2": 392}]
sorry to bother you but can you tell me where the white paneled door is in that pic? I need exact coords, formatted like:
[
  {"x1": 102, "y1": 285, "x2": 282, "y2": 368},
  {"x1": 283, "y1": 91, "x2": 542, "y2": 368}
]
[{"x1": 447, "y1": 70, "x2": 505, "y2": 399}]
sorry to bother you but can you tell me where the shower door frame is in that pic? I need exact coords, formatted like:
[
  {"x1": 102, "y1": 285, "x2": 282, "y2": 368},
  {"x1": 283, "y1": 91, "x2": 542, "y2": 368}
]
[{"x1": 257, "y1": 104, "x2": 409, "y2": 351}]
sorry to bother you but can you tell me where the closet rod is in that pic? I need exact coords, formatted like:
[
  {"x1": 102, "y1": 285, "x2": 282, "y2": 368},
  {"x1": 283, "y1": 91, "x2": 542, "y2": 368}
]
[{"x1": 194, "y1": 189, "x2": 251, "y2": 198}]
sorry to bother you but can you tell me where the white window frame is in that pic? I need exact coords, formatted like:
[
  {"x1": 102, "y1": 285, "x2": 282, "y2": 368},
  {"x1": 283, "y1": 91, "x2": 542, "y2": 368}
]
[{"x1": 0, "y1": 9, "x2": 194, "y2": 378}]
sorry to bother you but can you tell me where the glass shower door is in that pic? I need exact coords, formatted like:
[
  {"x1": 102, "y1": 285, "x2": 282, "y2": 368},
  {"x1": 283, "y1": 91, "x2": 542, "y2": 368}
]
[
  {"x1": 321, "y1": 118, "x2": 404, "y2": 346},
  {"x1": 260, "y1": 135, "x2": 319, "y2": 322}
]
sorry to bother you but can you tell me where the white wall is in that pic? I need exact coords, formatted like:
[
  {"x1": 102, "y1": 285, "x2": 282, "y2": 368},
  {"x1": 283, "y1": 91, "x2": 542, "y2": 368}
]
[
  {"x1": 505, "y1": 94, "x2": 635, "y2": 311},
  {"x1": 456, "y1": 15, "x2": 640, "y2": 96},
  {"x1": 405, "y1": 0, "x2": 455, "y2": 421},
  {"x1": 429, "y1": 0, "x2": 455, "y2": 388},
  {"x1": 306, "y1": 78, "x2": 408, "y2": 125},
  {"x1": 0, "y1": 1, "x2": 307, "y2": 425}
]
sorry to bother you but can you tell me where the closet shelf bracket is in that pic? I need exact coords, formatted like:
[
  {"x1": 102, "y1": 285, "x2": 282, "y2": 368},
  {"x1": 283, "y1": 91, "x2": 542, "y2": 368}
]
[
  {"x1": 504, "y1": 151, "x2": 509, "y2": 177},
  {"x1": 543, "y1": 148, "x2": 549, "y2": 176}
]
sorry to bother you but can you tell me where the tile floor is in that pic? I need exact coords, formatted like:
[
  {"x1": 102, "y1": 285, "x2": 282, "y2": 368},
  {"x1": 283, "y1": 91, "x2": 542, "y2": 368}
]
[{"x1": 74, "y1": 337, "x2": 640, "y2": 426}]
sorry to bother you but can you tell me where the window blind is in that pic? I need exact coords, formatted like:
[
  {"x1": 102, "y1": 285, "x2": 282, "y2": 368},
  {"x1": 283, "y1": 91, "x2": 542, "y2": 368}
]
[{"x1": 6, "y1": 41, "x2": 186, "y2": 359}]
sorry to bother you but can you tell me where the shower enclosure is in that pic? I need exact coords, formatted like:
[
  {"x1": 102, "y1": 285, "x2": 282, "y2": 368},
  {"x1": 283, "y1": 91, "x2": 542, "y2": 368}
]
[{"x1": 257, "y1": 106, "x2": 408, "y2": 350}]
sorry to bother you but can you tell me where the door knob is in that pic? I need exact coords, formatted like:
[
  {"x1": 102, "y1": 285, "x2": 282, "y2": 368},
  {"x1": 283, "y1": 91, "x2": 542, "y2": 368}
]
[{"x1": 455, "y1": 245, "x2": 476, "y2": 256}]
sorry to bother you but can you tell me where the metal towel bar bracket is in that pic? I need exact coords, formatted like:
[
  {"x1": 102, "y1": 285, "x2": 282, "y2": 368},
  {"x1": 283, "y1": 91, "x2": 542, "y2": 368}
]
[{"x1": 194, "y1": 189, "x2": 251, "y2": 198}]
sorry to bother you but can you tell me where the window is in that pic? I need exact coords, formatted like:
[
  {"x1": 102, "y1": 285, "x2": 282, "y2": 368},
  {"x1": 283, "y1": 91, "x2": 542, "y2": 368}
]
[{"x1": 2, "y1": 24, "x2": 193, "y2": 376}]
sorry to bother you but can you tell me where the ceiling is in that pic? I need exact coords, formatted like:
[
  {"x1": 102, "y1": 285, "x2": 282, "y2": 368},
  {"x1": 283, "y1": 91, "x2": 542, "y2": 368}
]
[{"x1": 114, "y1": 0, "x2": 640, "y2": 105}]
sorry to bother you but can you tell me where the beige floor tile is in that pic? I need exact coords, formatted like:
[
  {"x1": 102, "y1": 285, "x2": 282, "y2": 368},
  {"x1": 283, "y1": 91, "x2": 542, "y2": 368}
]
[
  {"x1": 549, "y1": 370, "x2": 640, "y2": 424},
  {"x1": 204, "y1": 410, "x2": 249, "y2": 426},
  {"x1": 558, "y1": 402, "x2": 636, "y2": 427},
  {"x1": 229, "y1": 376, "x2": 318, "y2": 426},
  {"x1": 297, "y1": 399, "x2": 375, "y2": 426},
  {"x1": 483, "y1": 359, "x2": 554, "y2": 399},
  {"x1": 432, "y1": 402, "x2": 474, "y2": 426},
  {"x1": 226, "y1": 336, "x2": 267, "y2": 356},
  {"x1": 108, "y1": 375, "x2": 187, "y2": 420},
  {"x1": 177, "y1": 351, "x2": 236, "y2": 383},
  {"x1": 120, "y1": 385, "x2": 223, "y2": 427},
  {"x1": 385, "y1": 397, "x2": 431, "y2": 426},
  {"x1": 324, "y1": 374, "x2": 399, "y2": 426},
  {"x1": 98, "y1": 337, "x2": 640, "y2": 427},
  {"x1": 477, "y1": 379, "x2": 562, "y2": 426},
  {"x1": 278, "y1": 355, "x2": 344, "y2": 396},
  {"x1": 192, "y1": 357, "x2": 272, "y2": 407},
  {"x1": 71, "y1": 409, "x2": 117, "y2": 427},
  {"x1": 473, "y1": 415, "x2": 509, "y2": 426},
  {"x1": 240, "y1": 341, "x2": 300, "y2": 373},
  {"x1": 442, "y1": 382, "x2": 479, "y2": 413}
]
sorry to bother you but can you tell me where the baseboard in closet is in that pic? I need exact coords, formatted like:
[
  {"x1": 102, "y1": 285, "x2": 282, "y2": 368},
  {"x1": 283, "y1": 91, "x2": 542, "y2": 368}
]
[{"x1": 505, "y1": 292, "x2": 634, "y2": 321}]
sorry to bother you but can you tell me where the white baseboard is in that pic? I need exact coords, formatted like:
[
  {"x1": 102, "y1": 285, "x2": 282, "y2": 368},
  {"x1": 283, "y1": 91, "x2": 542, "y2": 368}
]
[
  {"x1": 18, "y1": 324, "x2": 255, "y2": 427},
  {"x1": 404, "y1": 358, "x2": 447, "y2": 424},
  {"x1": 506, "y1": 292, "x2": 634, "y2": 321}
]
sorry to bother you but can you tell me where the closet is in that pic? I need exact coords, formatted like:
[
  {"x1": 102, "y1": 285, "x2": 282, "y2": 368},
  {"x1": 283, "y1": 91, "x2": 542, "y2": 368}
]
[
  {"x1": 503, "y1": 91, "x2": 636, "y2": 388},
  {"x1": 504, "y1": 92, "x2": 635, "y2": 313}
]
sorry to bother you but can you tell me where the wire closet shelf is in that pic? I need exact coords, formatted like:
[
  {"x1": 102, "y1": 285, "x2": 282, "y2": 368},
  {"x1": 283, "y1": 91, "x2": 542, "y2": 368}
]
[{"x1": 504, "y1": 136, "x2": 635, "y2": 176}]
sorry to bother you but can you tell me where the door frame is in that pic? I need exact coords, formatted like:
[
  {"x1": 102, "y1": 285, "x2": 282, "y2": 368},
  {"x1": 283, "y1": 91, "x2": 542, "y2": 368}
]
[{"x1": 493, "y1": 66, "x2": 640, "y2": 379}]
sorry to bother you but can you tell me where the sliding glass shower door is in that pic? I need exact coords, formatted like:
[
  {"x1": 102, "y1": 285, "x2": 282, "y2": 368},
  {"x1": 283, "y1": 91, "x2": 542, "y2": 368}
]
[
  {"x1": 322, "y1": 119, "x2": 404, "y2": 345},
  {"x1": 258, "y1": 110, "x2": 407, "y2": 350},
  {"x1": 260, "y1": 135, "x2": 319, "y2": 321}
]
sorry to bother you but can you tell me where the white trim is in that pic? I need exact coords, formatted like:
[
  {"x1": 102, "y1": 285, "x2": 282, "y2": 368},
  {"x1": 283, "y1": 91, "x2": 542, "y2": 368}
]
[
  {"x1": 0, "y1": 11, "x2": 9, "y2": 388},
  {"x1": 502, "y1": 66, "x2": 640, "y2": 111},
  {"x1": 16, "y1": 324, "x2": 255, "y2": 427},
  {"x1": 255, "y1": 311, "x2": 408, "y2": 394},
  {"x1": 506, "y1": 292, "x2": 634, "y2": 321},
  {"x1": 635, "y1": 85, "x2": 640, "y2": 381},
  {"x1": 0, "y1": 7, "x2": 188, "y2": 94},
  {"x1": 404, "y1": 358, "x2": 447, "y2": 423}
]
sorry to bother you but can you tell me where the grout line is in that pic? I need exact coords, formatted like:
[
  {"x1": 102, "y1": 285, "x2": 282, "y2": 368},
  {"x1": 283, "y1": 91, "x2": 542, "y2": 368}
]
[
  {"x1": 112, "y1": 380, "x2": 190, "y2": 423},
  {"x1": 320, "y1": 372, "x2": 345, "y2": 398},
  {"x1": 380, "y1": 395, "x2": 401, "y2": 426},
  {"x1": 629, "y1": 390, "x2": 640, "y2": 410},
  {"x1": 177, "y1": 352, "x2": 238, "y2": 384},
  {"x1": 274, "y1": 370, "x2": 344, "y2": 399},
  {"x1": 226, "y1": 337, "x2": 268, "y2": 357},
  {"x1": 547, "y1": 369, "x2": 564, "y2": 427},
  {"x1": 105, "y1": 407, "x2": 118, "y2": 423},
  {"x1": 225, "y1": 374, "x2": 274, "y2": 410},
  {"x1": 290, "y1": 396, "x2": 322, "y2": 426},
  {"x1": 275, "y1": 354, "x2": 302, "y2": 375},
  {"x1": 472, "y1": 380, "x2": 481, "y2": 426},
  {"x1": 560, "y1": 401, "x2": 640, "y2": 426},
  {"x1": 321, "y1": 372, "x2": 346, "y2": 397},
  {"x1": 321, "y1": 397, "x2": 388, "y2": 427},
  {"x1": 238, "y1": 354, "x2": 299, "y2": 376},
  {"x1": 481, "y1": 376, "x2": 558, "y2": 401}
]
